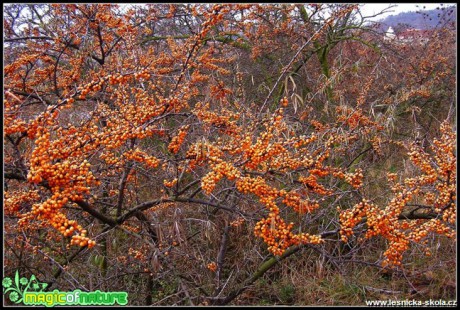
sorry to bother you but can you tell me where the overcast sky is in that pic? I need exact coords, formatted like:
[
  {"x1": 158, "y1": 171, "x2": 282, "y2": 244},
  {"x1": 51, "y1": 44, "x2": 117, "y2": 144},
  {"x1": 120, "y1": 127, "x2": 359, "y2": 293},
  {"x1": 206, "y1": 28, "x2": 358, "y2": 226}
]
[{"x1": 359, "y1": 3, "x2": 456, "y2": 20}]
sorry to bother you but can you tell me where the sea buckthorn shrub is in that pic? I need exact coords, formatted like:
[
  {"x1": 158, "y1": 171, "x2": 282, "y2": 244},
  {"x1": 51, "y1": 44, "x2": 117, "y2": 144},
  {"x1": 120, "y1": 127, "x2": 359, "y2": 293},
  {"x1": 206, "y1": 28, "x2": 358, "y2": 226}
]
[{"x1": 4, "y1": 3, "x2": 456, "y2": 305}]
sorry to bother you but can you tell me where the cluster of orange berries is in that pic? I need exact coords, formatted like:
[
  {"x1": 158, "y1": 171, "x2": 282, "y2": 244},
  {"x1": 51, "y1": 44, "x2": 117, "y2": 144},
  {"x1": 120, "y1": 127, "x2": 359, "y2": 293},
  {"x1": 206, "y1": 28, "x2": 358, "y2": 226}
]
[
  {"x1": 194, "y1": 5, "x2": 230, "y2": 40},
  {"x1": 408, "y1": 148, "x2": 435, "y2": 176},
  {"x1": 133, "y1": 69, "x2": 151, "y2": 81},
  {"x1": 254, "y1": 211, "x2": 323, "y2": 256},
  {"x1": 186, "y1": 142, "x2": 219, "y2": 168},
  {"x1": 344, "y1": 169, "x2": 364, "y2": 189},
  {"x1": 339, "y1": 200, "x2": 369, "y2": 242},
  {"x1": 191, "y1": 71, "x2": 210, "y2": 84},
  {"x1": 371, "y1": 136, "x2": 384, "y2": 155},
  {"x1": 201, "y1": 160, "x2": 240, "y2": 194},
  {"x1": 382, "y1": 237, "x2": 409, "y2": 267},
  {"x1": 193, "y1": 103, "x2": 240, "y2": 136},
  {"x1": 146, "y1": 202, "x2": 177, "y2": 214},
  {"x1": 70, "y1": 230, "x2": 96, "y2": 248},
  {"x1": 386, "y1": 172, "x2": 398, "y2": 184},
  {"x1": 336, "y1": 105, "x2": 382, "y2": 132},
  {"x1": 4, "y1": 190, "x2": 41, "y2": 216},
  {"x1": 292, "y1": 134, "x2": 317, "y2": 149},
  {"x1": 310, "y1": 120, "x2": 327, "y2": 132},
  {"x1": 94, "y1": 9, "x2": 123, "y2": 26},
  {"x1": 434, "y1": 122, "x2": 456, "y2": 160},
  {"x1": 240, "y1": 114, "x2": 288, "y2": 167},
  {"x1": 356, "y1": 77, "x2": 374, "y2": 107},
  {"x1": 163, "y1": 178, "x2": 178, "y2": 188},
  {"x1": 210, "y1": 81, "x2": 232, "y2": 100},
  {"x1": 207, "y1": 262, "x2": 217, "y2": 272},
  {"x1": 168, "y1": 125, "x2": 189, "y2": 154},
  {"x1": 124, "y1": 148, "x2": 160, "y2": 168},
  {"x1": 100, "y1": 150, "x2": 122, "y2": 166},
  {"x1": 400, "y1": 87, "x2": 431, "y2": 103},
  {"x1": 236, "y1": 176, "x2": 278, "y2": 198},
  {"x1": 298, "y1": 175, "x2": 332, "y2": 195},
  {"x1": 128, "y1": 247, "x2": 146, "y2": 260},
  {"x1": 119, "y1": 222, "x2": 140, "y2": 233},
  {"x1": 107, "y1": 72, "x2": 131, "y2": 85},
  {"x1": 282, "y1": 192, "x2": 319, "y2": 214},
  {"x1": 3, "y1": 114, "x2": 27, "y2": 135},
  {"x1": 280, "y1": 96, "x2": 289, "y2": 107},
  {"x1": 441, "y1": 201, "x2": 456, "y2": 224},
  {"x1": 60, "y1": 220, "x2": 79, "y2": 237},
  {"x1": 4, "y1": 91, "x2": 29, "y2": 135},
  {"x1": 246, "y1": 141, "x2": 286, "y2": 170},
  {"x1": 213, "y1": 161, "x2": 241, "y2": 180},
  {"x1": 309, "y1": 168, "x2": 330, "y2": 177},
  {"x1": 76, "y1": 78, "x2": 108, "y2": 100},
  {"x1": 201, "y1": 170, "x2": 223, "y2": 194},
  {"x1": 254, "y1": 213, "x2": 296, "y2": 256}
]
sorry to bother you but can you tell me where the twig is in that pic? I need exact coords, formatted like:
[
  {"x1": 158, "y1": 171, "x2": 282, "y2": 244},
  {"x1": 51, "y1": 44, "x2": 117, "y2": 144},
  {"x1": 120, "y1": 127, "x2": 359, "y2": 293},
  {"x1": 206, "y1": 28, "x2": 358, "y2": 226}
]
[{"x1": 258, "y1": 18, "x2": 330, "y2": 114}]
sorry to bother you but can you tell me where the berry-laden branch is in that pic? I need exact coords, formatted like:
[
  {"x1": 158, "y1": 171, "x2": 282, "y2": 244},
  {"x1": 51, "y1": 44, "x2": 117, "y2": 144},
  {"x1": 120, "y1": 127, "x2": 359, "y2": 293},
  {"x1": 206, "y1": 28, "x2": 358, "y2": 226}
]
[{"x1": 340, "y1": 121, "x2": 456, "y2": 267}]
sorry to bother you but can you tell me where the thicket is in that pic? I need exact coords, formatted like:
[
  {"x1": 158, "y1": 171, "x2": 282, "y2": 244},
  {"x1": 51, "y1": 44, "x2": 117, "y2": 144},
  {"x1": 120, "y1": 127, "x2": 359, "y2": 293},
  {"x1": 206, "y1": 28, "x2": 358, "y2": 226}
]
[{"x1": 3, "y1": 4, "x2": 456, "y2": 305}]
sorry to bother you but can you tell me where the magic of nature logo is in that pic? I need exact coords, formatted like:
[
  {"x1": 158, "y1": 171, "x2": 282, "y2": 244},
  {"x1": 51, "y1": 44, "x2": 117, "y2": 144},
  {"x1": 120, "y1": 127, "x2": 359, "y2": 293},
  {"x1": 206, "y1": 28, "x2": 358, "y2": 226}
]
[{"x1": 3, "y1": 271, "x2": 128, "y2": 307}]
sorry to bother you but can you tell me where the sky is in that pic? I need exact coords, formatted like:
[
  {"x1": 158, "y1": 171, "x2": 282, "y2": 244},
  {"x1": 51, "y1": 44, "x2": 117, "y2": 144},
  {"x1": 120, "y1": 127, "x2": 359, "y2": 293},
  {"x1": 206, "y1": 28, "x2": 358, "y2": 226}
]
[{"x1": 359, "y1": 3, "x2": 456, "y2": 20}]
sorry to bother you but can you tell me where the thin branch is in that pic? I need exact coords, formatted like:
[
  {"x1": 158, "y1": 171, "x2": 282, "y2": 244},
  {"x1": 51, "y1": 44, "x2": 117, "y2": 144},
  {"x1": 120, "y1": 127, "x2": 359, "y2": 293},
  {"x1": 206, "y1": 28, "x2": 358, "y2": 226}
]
[
  {"x1": 258, "y1": 18, "x2": 330, "y2": 114},
  {"x1": 215, "y1": 224, "x2": 230, "y2": 294},
  {"x1": 4, "y1": 36, "x2": 54, "y2": 42}
]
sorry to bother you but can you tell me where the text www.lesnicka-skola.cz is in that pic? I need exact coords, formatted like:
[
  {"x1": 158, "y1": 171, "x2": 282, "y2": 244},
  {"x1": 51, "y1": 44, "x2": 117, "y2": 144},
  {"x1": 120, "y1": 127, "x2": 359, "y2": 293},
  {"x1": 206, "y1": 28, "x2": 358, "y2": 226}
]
[{"x1": 366, "y1": 299, "x2": 457, "y2": 307}]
